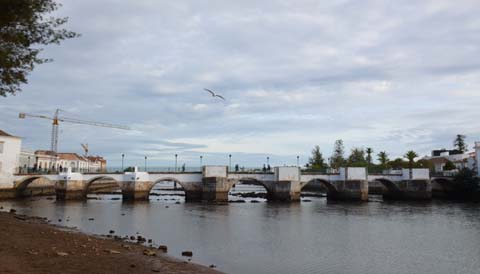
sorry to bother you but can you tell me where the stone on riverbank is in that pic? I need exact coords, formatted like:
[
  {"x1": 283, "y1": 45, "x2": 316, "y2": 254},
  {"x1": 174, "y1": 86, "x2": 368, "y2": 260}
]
[{"x1": 182, "y1": 251, "x2": 193, "y2": 257}]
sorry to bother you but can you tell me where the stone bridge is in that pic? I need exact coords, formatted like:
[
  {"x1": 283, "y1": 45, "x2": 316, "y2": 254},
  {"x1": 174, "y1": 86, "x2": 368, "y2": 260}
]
[
  {"x1": 9, "y1": 166, "x2": 440, "y2": 202},
  {"x1": 367, "y1": 169, "x2": 433, "y2": 200},
  {"x1": 430, "y1": 176, "x2": 456, "y2": 198}
]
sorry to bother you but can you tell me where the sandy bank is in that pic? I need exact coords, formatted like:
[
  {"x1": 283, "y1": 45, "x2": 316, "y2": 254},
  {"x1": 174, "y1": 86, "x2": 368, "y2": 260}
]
[{"x1": 0, "y1": 211, "x2": 223, "y2": 274}]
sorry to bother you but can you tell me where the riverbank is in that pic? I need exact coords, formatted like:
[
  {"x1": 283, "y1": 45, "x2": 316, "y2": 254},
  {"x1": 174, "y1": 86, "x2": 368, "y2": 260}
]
[{"x1": 0, "y1": 211, "x2": 222, "y2": 274}]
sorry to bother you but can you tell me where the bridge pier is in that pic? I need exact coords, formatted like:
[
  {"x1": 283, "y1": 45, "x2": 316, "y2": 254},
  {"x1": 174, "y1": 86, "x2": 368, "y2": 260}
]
[
  {"x1": 328, "y1": 181, "x2": 369, "y2": 201},
  {"x1": 267, "y1": 180, "x2": 301, "y2": 201},
  {"x1": 266, "y1": 167, "x2": 302, "y2": 202},
  {"x1": 329, "y1": 168, "x2": 369, "y2": 201},
  {"x1": 55, "y1": 172, "x2": 87, "y2": 200},
  {"x1": 121, "y1": 169, "x2": 153, "y2": 201},
  {"x1": 201, "y1": 166, "x2": 231, "y2": 203}
]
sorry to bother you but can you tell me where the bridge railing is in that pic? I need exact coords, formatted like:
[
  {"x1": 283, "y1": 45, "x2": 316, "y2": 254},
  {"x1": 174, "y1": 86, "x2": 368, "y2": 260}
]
[{"x1": 431, "y1": 171, "x2": 457, "y2": 177}]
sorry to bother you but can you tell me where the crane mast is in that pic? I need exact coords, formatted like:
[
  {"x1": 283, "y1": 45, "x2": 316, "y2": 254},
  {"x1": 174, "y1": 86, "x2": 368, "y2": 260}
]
[
  {"x1": 51, "y1": 109, "x2": 60, "y2": 153},
  {"x1": 19, "y1": 108, "x2": 130, "y2": 155}
]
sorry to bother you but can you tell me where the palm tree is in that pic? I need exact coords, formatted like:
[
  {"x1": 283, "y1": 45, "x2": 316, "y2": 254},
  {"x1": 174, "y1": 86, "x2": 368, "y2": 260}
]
[
  {"x1": 366, "y1": 147, "x2": 373, "y2": 169},
  {"x1": 377, "y1": 151, "x2": 389, "y2": 170},
  {"x1": 404, "y1": 150, "x2": 418, "y2": 170}
]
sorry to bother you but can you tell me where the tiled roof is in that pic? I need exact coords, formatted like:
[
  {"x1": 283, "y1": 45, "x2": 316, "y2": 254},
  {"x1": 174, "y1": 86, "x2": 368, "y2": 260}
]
[
  {"x1": 0, "y1": 130, "x2": 12, "y2": 136},
  {"x1": 57, "y1": 153, "x2": 82, "y2": 161},
  {"x1": 35, "y1": 150, "x2": 57, "y2": 156},
  {"x1": 0, "y1": 129, "x2": 20, "y2": 138}
]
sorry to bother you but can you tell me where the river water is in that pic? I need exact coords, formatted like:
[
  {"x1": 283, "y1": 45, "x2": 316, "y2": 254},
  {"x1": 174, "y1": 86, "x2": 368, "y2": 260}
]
[{"x1": 1, "y1": 184, "x2": 479, "y2": 274}]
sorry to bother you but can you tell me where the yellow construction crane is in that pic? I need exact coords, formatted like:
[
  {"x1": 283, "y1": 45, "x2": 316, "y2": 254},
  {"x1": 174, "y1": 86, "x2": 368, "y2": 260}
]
[
  {"x1": 81, "y1": 143, "x2": 89, "y2": 157},
  {"x1": 19, "y1": 108, "x2": 130, "y2": 154}
]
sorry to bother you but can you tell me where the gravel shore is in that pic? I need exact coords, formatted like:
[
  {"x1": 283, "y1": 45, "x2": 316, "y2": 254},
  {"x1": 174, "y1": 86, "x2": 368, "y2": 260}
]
[{"x1": 0, "y1": 211, "x2": 223, "y2": 274}]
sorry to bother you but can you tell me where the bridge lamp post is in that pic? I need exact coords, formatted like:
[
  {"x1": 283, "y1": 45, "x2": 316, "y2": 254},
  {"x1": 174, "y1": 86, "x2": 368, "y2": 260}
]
[
  {"x1": 297, "y1": 155, "x2": 299, "y2": 167},
  {"x1": 27, "y1": 156, "x2": 31, "y2": 173},
  {"x1": 200, "y1": 155, "x2": 203, "y2": 168},
  {"x1": 267, "y1": 156, "x2": 270, "y2": 166},
  {"x1": 121, "y1": 154, "x2": 125, "y2": 172},
  {"x1": 175, "y1": 154, "x2": 178, "y2": 173},
  {"x1": 229, "y1": 154, "x2": 232, "y2": 172},
  {"x1": 144, "y1": 156, "x2": 148, "y2": 172}
]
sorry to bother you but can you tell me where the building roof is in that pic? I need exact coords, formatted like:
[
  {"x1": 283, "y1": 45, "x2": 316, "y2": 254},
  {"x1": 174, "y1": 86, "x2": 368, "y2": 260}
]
[
  {"x1": 0, "y1": 129, "x2": 20, "y2": 139},
  {"x1": 57, "y1": 153, "x2": 83, "y2": 161},
  {"x1": 35, "y1": 150, "x2": 57, "y2": 156},
  {"x1": 87, "y1": 156, "x2": 106, "y2": 162}
]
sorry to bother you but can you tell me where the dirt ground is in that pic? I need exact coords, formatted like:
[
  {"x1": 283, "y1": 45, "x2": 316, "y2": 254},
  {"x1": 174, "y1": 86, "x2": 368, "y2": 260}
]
[{"x1": 0, "y1": 211, "x2": 223, "y2": 274}]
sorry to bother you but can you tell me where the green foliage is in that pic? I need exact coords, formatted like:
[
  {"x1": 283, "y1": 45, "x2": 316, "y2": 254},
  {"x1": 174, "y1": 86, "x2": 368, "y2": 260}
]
[
  {"x1": 453, "y1": 168, "x2": 479, "y2": 193},
  {"x1": 308, "y1": 145, "x2": 325, "y2": 170},
  {"x1": 347, "y1": 147, "x2": 367, "y2": 167},
  {"x1": 365, "y1": 147, "x2": 373, "y2": 166},
  {"x1": 377, "y1": 151, "x2": 390, "y2": 169},
  {"x1": 443, "y1": 160, "x2": 456, "y2": 171},
  {"x1": 453, "y1": 134, "x2": 468, "y2": 153},
  {"x1": 416, "y1": 158, "x2": 433, "y2": 170},
  {"x1": 329, "y1": 139, "x2": 345, "y2": 169},
  {"x1": 389, "y1": 158, "x2": 407, "y2": 169},
  {"x1": 123, "y1": 166, "x2": 135, "y2": 172},
  {"x1": 0, "y1": 0, "x2": 79, "y2": 96},
  {"x1": 404, "y1": 150, "x2": 418, "y2": 169}
]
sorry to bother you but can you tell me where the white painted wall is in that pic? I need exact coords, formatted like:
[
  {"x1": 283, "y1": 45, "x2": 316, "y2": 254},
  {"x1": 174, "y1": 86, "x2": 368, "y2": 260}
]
[
  {"x1": 203, "y1": 166, "x2": 227, "y2": 177},
  {"x1": 351, "y1": 167, "x2": 367, "y2": 180},
  {"x1": 402, "y1": 168, "x2": 429, "y2": 180},
  {"x1": 0, "y1": 135, "x2": 22, "y2": 177},
  {"x1": 275, "y1": 166, "x2": 300, "y2": 181}
]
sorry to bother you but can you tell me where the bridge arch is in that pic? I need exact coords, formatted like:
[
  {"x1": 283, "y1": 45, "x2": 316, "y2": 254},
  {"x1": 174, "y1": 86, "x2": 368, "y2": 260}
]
[
  {"x1": 85, "y1": 176, "x2": 122, "y2": 196},
  {"x1": 147, "y1": 177, "x2": 190, "y2": 202},
  {"x1": 431, "y1": 177, "x2": 453, "y2": 192},
  {"x1": 229, "y1": 177, "x2": 273, "y2": 194},
  {"x1": 14, "y1": 176, "x2": 56, "y2": 197},
  {"x1": 373, "y1": 178, "x2": 400, "y2": 193},
  {"x1": 150, "y1": 177, "x2": 188, "y2": 192},
  {"x1": 15, "y1": 176, "x2": 55, "y2": 190},
  {"x1": 301, "y1": 179, "x2": 337, "y2": 194}
]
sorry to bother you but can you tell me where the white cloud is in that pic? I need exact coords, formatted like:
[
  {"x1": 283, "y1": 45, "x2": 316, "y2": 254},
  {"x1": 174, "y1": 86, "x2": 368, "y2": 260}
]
[{"x1": 1, "y1": 0, "x2": 480, "y2": 166}]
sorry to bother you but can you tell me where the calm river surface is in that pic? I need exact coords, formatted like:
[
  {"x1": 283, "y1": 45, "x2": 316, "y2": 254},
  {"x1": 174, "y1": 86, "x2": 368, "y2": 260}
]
[{"x1": 1, "y1": 184, "x2": 480, "y2": 274}]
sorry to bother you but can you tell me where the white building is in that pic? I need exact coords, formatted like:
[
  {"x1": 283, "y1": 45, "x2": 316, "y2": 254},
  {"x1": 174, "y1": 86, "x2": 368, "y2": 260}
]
[
  {"x1": 18, "y1": 149, "x2": 36, "y2": 173},
  {"x1": 425, "y1": 149, "x2": 470, "y2": 173},
  {"x1": 34, "y1": 150, "x2": 59, "y2": 172},
  {"x1": 0, "y1": 130, "x2": 22, "y2": 177}
]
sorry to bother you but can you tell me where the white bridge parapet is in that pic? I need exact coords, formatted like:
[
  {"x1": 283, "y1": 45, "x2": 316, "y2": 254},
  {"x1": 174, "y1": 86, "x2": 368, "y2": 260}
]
[
  {"x1": 368, "y1": 168, "x2": 430, "y2": 182},
  {"x1": 228, "y1": 172, "x2": 275, "y2": 182}
]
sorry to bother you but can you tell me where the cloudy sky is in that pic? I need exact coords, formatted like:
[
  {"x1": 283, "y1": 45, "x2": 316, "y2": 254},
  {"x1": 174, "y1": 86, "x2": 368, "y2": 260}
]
[{"x1": 1, "y1": 0, "x2": 480, "y2": 168}]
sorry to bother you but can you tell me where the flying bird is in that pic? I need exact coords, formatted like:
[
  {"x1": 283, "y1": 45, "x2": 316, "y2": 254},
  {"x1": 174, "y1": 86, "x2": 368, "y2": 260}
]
[{"x1": 204, "y1": 88, "x2": 225, "y2": 101}]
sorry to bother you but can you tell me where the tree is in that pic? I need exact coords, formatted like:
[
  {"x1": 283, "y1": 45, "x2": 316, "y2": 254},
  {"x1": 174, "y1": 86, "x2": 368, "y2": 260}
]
[
  {"x1": 366, "y1": 147, "x2": 373, "y2": 167},
  {"x1": 347, "y1": 147, "x2": 367, "y2": 167},
  {"x1": 404, "y1": 150, "x2": 418, "y2": 169},
  {"x1": 0, "y1": 0, "x2": 79, "y2": 97},
  {"x1": 377, "y1": 151, "x2": 389, "y2": 169},
  {"x1": 453, "y1": 134, "x2": 468, "y2": 153},
  {"x1": 308, "y1": 145, "x2": 325, "y2": 170},
  {"x1": 330, "y1": 139, "x2": 345, "y2": 169},
  {"x1": 452, "y1": 168, "x2": 479, "y2": 194},
  {"x1": 416, "y1": 158, "x2": 433, "y2": 170},
  {"x1": 443, "y1": 160, "x2": 456, "y2": 171},
  {"x1": 389, "y1": 158, "x2": 406, "y2": 169}
]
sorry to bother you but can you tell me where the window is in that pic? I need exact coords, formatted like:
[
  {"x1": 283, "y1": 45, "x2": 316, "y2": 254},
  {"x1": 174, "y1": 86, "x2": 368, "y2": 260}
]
[{"x1": 0, "y1": 142, "x2": 4, "y2": 154}]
